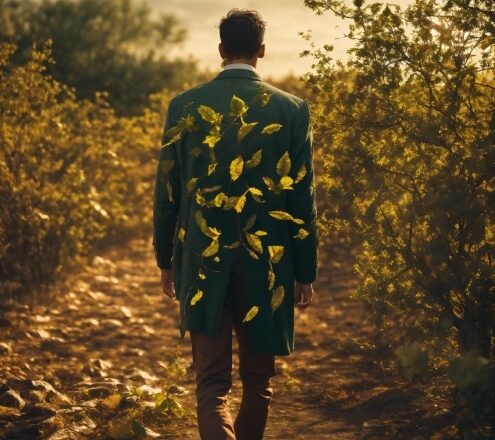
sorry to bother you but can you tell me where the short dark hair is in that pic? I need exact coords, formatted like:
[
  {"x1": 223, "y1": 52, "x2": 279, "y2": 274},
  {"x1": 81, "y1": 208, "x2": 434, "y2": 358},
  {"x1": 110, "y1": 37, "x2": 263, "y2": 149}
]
[{"x1": 219, "y1": 9, "x2": 266, "y2": 59}]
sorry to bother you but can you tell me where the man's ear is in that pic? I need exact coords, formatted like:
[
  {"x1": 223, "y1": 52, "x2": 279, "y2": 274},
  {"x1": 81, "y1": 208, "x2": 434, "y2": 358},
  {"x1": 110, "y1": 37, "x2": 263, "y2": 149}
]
[
  {"x1": 257, "y1": 43, "x2": 265, "y2": 59},
  {"x1": 219, "y1": 43, "x2": 226, "y2": 59}
]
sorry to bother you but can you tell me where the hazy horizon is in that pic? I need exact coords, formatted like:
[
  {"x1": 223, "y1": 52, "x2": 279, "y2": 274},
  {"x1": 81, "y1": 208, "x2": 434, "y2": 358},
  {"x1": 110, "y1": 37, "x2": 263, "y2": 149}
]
[{"x1": 146, "y1": 0, "x2": 413, "y2": 79}]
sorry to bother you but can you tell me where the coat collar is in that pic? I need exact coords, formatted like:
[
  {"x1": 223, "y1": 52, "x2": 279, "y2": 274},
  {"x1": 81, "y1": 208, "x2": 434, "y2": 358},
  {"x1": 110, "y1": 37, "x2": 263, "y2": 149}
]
[{"x1": 213, "y1": 68, "x2": 262, "y2": 82}]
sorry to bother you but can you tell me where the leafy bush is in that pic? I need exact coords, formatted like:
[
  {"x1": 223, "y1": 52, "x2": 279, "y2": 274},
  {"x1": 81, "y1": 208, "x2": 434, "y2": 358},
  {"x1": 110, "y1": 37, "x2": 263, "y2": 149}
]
[
  {"x1": 0, "y1": 42, "x2": 167, "y2": 297},
  {"x1": 303, "y1": 0, "x2": 494, "y2": 436}
]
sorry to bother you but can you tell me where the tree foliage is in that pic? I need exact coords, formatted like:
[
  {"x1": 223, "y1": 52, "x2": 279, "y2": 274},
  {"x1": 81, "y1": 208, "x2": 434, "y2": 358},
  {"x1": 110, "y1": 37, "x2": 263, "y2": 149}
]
[
  {"x1": 304, "y1": 0, "x2": 494, "y2": 436},
  {"x1": 0, "y1": 0, "x2": 197, "y2": 114}
]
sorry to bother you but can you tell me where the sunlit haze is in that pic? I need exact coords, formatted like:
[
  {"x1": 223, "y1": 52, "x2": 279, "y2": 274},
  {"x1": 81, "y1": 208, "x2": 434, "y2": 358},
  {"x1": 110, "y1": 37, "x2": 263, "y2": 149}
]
[{"x1": 147, "y1": 0, "x2": 413, "y2": 78}]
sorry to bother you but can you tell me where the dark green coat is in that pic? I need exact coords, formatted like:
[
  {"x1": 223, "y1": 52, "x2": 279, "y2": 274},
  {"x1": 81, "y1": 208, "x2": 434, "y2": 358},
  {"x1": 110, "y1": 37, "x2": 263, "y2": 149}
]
[{"x1": 153, "y1": 68, "x2": 318, "y2": 355}]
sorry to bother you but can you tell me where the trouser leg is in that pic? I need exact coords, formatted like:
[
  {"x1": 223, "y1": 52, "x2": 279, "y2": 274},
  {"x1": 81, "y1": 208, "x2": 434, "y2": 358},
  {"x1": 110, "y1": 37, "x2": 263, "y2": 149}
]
[
  {"x1": 230, "y1": 256, "x2": 277, "y2": 440},
  {"x1": 190, "y1": 308, "x2": 236, "y2": 440}
]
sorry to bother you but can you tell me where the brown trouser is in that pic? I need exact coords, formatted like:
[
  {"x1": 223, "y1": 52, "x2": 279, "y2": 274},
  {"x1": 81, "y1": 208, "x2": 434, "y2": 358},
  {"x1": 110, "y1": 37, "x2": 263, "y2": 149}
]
[{"x1": 190, "y1": 255, "x2": 277, "y2": 440}]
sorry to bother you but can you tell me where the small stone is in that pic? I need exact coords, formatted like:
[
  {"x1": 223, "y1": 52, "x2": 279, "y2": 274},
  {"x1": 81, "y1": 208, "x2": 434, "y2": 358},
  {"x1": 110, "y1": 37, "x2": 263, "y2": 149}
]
[
  {"x1": 0, "y1": 342, "x2": 12, "y2": 355},
  {"x1": 0, "y1": 389, "x2": 25, "y2": 409}
]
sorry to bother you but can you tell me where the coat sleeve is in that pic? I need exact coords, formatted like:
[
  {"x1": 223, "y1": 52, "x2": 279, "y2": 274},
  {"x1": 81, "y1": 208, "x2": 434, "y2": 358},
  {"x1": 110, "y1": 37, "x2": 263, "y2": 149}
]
[
  {"x1": 153, "y1": 97, "x2": 181, "y2": 269},
  {"x1": 287, "y1": 100, "x2": 318, "y2": 284}
]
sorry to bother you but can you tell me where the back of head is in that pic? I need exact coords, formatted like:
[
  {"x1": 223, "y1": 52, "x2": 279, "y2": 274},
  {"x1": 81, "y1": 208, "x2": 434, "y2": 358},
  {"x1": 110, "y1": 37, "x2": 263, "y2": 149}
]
[{"x1": 219, "y1": 9, "x2": 266, "y2": 59}]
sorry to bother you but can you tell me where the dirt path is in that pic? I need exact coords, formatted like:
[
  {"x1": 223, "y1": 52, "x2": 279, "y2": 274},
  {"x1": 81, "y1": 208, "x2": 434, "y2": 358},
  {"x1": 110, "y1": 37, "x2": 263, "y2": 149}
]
[{"x1": 0, "y1": 236, "x2": 456, "y2": 439}]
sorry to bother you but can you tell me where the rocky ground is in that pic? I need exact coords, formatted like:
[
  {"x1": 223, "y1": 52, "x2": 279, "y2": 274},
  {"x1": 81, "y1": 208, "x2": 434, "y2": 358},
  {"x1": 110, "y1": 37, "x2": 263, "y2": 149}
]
[{"x1": 0, "y1": 235, "x2": 457, "y2": 439}]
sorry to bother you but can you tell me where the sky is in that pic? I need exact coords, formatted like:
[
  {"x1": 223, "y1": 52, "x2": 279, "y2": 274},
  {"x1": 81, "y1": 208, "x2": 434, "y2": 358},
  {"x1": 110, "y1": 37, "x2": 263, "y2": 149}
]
[{"x1": 146, "y1": 0, "x2": 413, "y2": 79}]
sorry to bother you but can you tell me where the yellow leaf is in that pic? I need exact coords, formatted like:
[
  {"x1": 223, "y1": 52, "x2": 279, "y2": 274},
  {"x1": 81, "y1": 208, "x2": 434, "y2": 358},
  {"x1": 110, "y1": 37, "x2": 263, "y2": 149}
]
[
  {"x1": 243, "y1": 305, "x2": 259, "y2": 323},
  {"x1": 246, "y1": 232, "x2": 263, "y2": 254},
  {"x1": 254, "y1": 230, "x2": 267, "y2": 236},
  {"x1": 295, "y1": 163, "x2": 307, "y2": 183},
  {"x1": 234, "y1": 194, "x2": 247, "y2": 213},
  {"x1": 248, "y1": 187, "x2": 263, "y2": 196},
  {"x1": 190, "y1": 289, "x2": 204, "y2": 305},
  {"x1": 294, "y1": 228, "x2": 309, "y2": 239},
  {"x1": 246, "y1": 246, "x2": 259, "y2": 259},
  {"x1": 195, "y1": 192, "x2": 207, "y2": 206},
  {"x1": 202, "y1": 239, "x2": 219, "y2": 257},
  {"x1": 263, "y1": 177, "x2": 280, "y2": 194},
  {"x1": 223, "y1": 241, "x2": 240, "y2": 249},
  {"x1": 269, "y1": 210, "x2": 304, "y2": 224},
  {"x1": 237, "y1": 122, "x2": 258, "y2": 142},
  {"x1": 201, "y1": 185, "x2": 222, "y2": 194},
  {"x1": 178, "y1": 228, "x2": 185, "y2": 242},
  {"x1": 230, "y1": 155, "x2": 244, "y2": 181},
  {"x1": 102, "y1": 393, "x2": 121, "y2": 410},
  {"x1": 208, "y1": 162, "x2": 217, "y2": 176},
  {"x1": 268, "y1": 268, "x2": 275, "y2": 290},
  {"x1": 276, "y1": 151, "x2": 291, "y2": 176},
  {"x1": 199, "y1": 270, "x2": 206, "y2": 280},
  {"x1": 279, "y1": 176, "x2": 294, "y2": 190},
  {"x1": 198, "y1": 105, "x2": 222, "y2": 124},
  {"x1": 230, "y1": 95, "x2": 248, "y2": 117},
  {"x1": 271, "y1": 286, "x2": 285, "y2": 311},
  {"x1": 261, "y1": 123, "x2": 283, "y2": 134},
  {"x1": 186, "y1": 177, "x2": 198, "y2": 193},
  {"x1": 203, "y1": 133, "x2": 221, "y2": 148},
  {"x1": 209, "y1": 192, "x2": 227, "y2": 208},
  {"x1": 213, "y1": 256, "x2": 220, "y2": 262},
  {"x1": 195, "y1": 210, "x2": 221, "y2": 239},
  {"x1": 245, "y1": 149, "x2": 262, "y2": 168},
  {"x1": 268, "y1": 245, "x2": 284, "y2": 263},
  {"x1": 161, "y1": 159, "x2": 175, "y2": 174},
  {"x1": 243, "y1": 214, "x2": 257, "y2": 231}
]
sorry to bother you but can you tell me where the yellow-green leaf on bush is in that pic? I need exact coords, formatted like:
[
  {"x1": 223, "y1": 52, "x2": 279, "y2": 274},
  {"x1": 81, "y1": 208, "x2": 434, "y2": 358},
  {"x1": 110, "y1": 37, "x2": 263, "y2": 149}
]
[
  {"x1": 276, "y1": 151, "x2": 291, "y2": 176},
  {"x1": 246, "y1": 149, "x2": 262, "y2": 168},
  {"x1": 190, "y1": 289, "x2": 204, "y2": 306},
  {"x1": 268, "y1": 245, "x2": 284, "y2": 263},
  {"x1": 246, "y1": 232, "x2": 263, "y2": 254},
  {"x1": 243, "y1": 305, "x2": 259, "y2": 323},
  {"x1": 295, "y1": 163, "x2": 307, "y2": 183},
  {"x1": 202, "y1": 239, "x2": 219, "y2": 257},
  {"x1": 186, "y1": 177, "x2": 198, "y2": 193},
  {"x1": 271, "y1": 286, "x2": 285, "y2": 311},
  {"x1": 262, "y1": 123, "x2": 283, "y2": 134},
  {"x1": 269, "y1": 210, "x2": 304, "y2": 224},
  {"x1": 237, "y1": 122, "x2": 258, "y2": 142},
  {"x1": 294, "y1": 228, "x2": 309, "y2": 239},
  {"x1": 230, "y1": 155, "x2": 244, "y2": 181}
]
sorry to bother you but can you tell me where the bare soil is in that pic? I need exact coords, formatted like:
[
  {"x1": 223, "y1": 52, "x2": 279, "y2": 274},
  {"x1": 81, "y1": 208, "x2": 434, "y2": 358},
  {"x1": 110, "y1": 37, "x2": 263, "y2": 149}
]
[{"x1": 0, "y1": 235, "x2": 458, "y2": 439}]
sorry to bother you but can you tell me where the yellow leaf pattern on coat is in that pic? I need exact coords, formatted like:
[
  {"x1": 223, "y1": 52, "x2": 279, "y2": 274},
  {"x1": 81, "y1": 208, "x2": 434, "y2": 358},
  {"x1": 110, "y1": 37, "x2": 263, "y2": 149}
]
[
  {"x1": 237, "y1": 122, "x2": 258, "y2": 142},
  {"x1": 269, "y1": 210, "x2": 304, "y2": 224},
  {"x1": 186, "y1": 177, "x2": 198, "y2": 193},
  {"x1": 271, "y1": 286, "x2": 285, "y2": 311},
  {"x1": 294, "y1": 228, "x2": 309, "y2": 239},
  {"x1": 295, "y1": 163, "x2": 307, "y2": 183},
  {"x1": 243, "y1": 305, "x2": 259, "y2": 323},
  {"x1": 245, "y1": 150, "x2": 262, "y2": 168},
  {"x1": 178, "y1": 228, "x2": 185, "y2": 242},
  {"x1": 268, "y1": 268, "x2": 275, "y2": 290},
  {"x1": 202, "y1": 239, "x2": 219, "y2": 257},
  {"x1": 276, "y1": 151, "x2": 291, "y2": 177},
  {"x1": 261, "y1": 123, "x2": 283, "y2": 134},
  {"x1": 268, "y1": 245, "x2": 284, "y2": 263},
  {"x1": 190, "y1": 290, "x2": 204, "y2": 306},
  {"x1": 230, "y1": 155, "x2": 244, "y2": 181},
  {"x1": 246, "y1": 232, "x2": 263, "y2": 254}
]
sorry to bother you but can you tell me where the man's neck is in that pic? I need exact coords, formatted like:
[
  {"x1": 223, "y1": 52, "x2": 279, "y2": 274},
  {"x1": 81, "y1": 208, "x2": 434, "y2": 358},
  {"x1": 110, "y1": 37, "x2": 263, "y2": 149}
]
[{"x1": 223, "y1": 58, "x2": 257, "y2": 68}]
